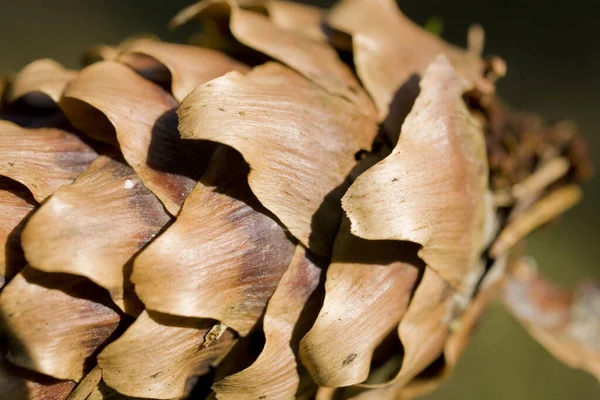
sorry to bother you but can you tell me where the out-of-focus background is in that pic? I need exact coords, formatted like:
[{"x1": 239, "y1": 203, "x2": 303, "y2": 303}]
[{"x1": 1, "y1": 0, "x2": 598, "y2": 398}]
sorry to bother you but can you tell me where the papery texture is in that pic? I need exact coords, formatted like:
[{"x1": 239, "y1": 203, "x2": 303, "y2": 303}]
[
  {"x1": 300, "y1": 218, "x2": 421, "y2": 387},
  {"x1": 98, "y1": 312, "x2": 236, "y2": 399},
  {"x1": 171, "y1": 0, "x2": 375, "y2": 111},
  {"x1": 0, "y1": 178, "x2": 36, "y2": 285},
  {"x1": 8, "y1": 59, "x2": 76, "y2": 106},
  {"x1": 118, "y1": 39, "x2": 249, "y2": 101},
  {"x1": 0, "y1": 120, "x2": 97, "y2": 202},
  {"x1": 327, "y1": 0, "x2": 497, "y2": 120},
  {"x1": 21, "y1": 156, "x2": 171, "y2": 313},
  {"x1": 0, "y1": 268, "x2": 122, "y2": 380},
  {"x1": 213, "y1": 245, "x2": 322, "y2": 399},
  {"x1": 132, "y1": 148, "x2": 295, "y2": 335},
  {"x1": 60, "y1": 61, "x2": 213, "y2": 215},
  {"x1": 343, "y1": 56, "x2": 489, "y2": 291},
  {"x1": 179, "y1": 62, "x2": 377, "y2": 256}
]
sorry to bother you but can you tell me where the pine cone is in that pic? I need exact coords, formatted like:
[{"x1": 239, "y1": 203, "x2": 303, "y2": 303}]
[{"x1": 0, "y1": 1, "x2": 595, "y2": 399}]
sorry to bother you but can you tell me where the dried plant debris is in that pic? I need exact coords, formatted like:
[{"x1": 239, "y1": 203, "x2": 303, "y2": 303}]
[
  {"x1": 503, "y1": 259, "x2": 600, "y2": 381},
  {"x1": 490, "y1": 185, "x2": 582, "y2": 258},
  {"x1": 0, "y1": 0, "x2": 595, "y2": 398},
  {"x1": 475, "y1": 97, "x2": 593, "y2": 198}
]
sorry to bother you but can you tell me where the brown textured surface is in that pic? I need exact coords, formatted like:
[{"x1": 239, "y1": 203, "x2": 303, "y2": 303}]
[
  {"x1": 172, "y1": 0, "x2": 375, "y2": 111},
  {"x1": 213, "y1": 245, "x2": 322, "y2": 399},
  {"x1": 0, "y1": 120, "x2": 97, "y2": 202},
  {"x1": 119, "y1": 39, "x2": 249, "y2": 101},
  {"x1": 343, "y1": 57, "x2": 490, "y2": 291},
  {"x1": 60, "y1": 61, "x2": 213, "y2": 215},
  {"x1": 0, "y1": 177, "x2": 36, "y2": 284},
  {"x1": 300, "y1": 218, "x2": 422, "y2": 387},
  {"x1": 132, "y1": 148, "x2": 295, "y2": 336},
  {"x1": 0, "y1": 268, "x2": 122, "y2": 380},
  {"x1": 0, "y1": 1, "x2": 598, "y2": 399},
  {"x1": 0, "y1": 357, "x2": 76, "y2": 400},
  {"x1": 98, "y1": 312, "x2": 236, "y2": 399},
  {"x1": 8, "y1": 59, "x2": 76, "y2": 106},
  {"x1": 178, "y1": 62, "x2": 377, "y2": 256},
  {"x1": 21, "y1": 156, "x2": 171, "y2": 313},
  {"x1": 327, "y1": 0, "x2": 494, "y2": 120},
  {"x1": 503, "y1": 259, "x2": 600, "y2": 380}
]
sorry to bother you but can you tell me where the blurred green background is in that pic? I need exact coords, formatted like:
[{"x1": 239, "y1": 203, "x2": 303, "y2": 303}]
[{"x1": 1, "y1": 0, "x2": 598, "y2": 398}]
